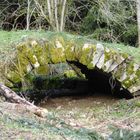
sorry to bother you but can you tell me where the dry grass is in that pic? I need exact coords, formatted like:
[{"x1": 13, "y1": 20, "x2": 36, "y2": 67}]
[{"x1": 41, "y1": 96, "x2": 140, "y2": 138}]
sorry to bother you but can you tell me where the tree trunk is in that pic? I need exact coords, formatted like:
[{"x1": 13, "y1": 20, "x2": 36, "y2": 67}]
[
  {"x1": 26, "y1": 0, "x2": 30, "y2": 30},
  {"x1": 0, "y1": 83, "x2": 48, "y2": 117},
  {"x1": 60, "y1": 0, "x2": 67, "y2": 31},
  {"x1": 47, "y1": 0, "x2": 54, "y2": 29},
  {"x1": 137, "y1": 0, "x2": 140, "y2": 47},
  {"x1": 54, "y1": 0, "x2": 59, "y2": 31}
]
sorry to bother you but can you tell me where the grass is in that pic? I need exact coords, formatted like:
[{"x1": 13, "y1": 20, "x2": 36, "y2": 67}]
[
  {"x1": 0, "y1": 106, "x2": 103, "y2": 140},
  {"x1": 0, "y1": 97, "x2": 140, "y2": 139},
  {"x1": 0, "y1": 30, "x2": 140, "y2": 63},
  {"x1": 0, "y1": 30, "x2": 48, "y2": 60}
]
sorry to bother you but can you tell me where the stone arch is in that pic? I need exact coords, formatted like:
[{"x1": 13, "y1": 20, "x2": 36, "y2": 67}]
[{"x1": 3, "y1": 36, "x2": 140, "y2": 98}]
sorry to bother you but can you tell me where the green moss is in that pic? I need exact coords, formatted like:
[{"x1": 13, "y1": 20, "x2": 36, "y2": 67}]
[
  {"x1": 135, "y1": 101, "x2": 140, "y2": 107},
  {"x1": 50, "y1": 47, "x2": 65, "y2": 63},
  {"x1": 3, "y1": 33, "x2": 140, "y2": 95},
  {"x1": 17, "y1": 44, "x2": 37, "y2": 66},
  {"x1": 122, "y1": 79, "x2": 132, "y2": 89},
  {"x1": 65, "y1": 42, "x2": 76, "y2": 61},
  {"x1": 136, "y1": 69, "x2": 140, "y2": 78},
  {"x1": 64, "y1": 70, "x2": 78, "y2": 78},
  {"x1": 48, "y1": 39, "x2": 66, "y2": 63},
  {"x1": 79, "y1": 45, "x2": 95, "y2": 67},
  {"x1": 35, "y1": 65, "x2": 49, "y2": 75},
  {"x1": 34, "y1": 48, "x2": 49, "y2": 66},
  {"x1": 121, "y1": 62, "x2": 139, "y2": 89},
  {"x1": 6, "y1": 71, "x2": 22, "y2": 83}
]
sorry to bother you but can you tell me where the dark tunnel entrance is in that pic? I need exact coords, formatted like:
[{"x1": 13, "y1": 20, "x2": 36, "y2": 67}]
[{"x1": 67, "y1": 61, "x2": 133, "y2": 99}]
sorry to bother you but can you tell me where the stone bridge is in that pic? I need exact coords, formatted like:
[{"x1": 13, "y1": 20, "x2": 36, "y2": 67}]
[{"x1": 3, "y1": 34, "x2": 140, "y2": 99}]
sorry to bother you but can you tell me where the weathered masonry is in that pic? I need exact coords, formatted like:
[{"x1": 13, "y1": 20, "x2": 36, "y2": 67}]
[{"x1": 3, "y1": 35, "x2": 140, "y2": 99}]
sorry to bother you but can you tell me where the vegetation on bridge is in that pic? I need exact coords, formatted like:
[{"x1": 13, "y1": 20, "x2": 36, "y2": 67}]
[{"x1": 1, "y1": 32, "x2": 140, "y2": 100}]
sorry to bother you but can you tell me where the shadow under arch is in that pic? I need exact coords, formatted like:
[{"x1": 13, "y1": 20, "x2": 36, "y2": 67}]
[{"x1": 67, "y1": 60, "x2": 133, "y2": 99}]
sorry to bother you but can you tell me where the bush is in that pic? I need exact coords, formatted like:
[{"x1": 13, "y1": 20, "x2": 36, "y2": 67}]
[
  {"x1": 80, "y1": 0, "x2": 137, "y2": 47},
  {"x1": 120, "y1": 24, "x2": 138, "y2": 46}
]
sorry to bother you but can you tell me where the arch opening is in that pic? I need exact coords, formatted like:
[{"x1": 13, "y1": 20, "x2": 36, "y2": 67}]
[{"x1": 67, "y1": 61, "x2": 133, "y2": 99}]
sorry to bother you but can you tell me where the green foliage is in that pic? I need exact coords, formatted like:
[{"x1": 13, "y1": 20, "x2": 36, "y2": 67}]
[
  {"x1": 109, "y1": 129, "x2": 140, "y2": 140},
  {"x1": 80, "y1": 0, "x2": 137, "y2": 46},
  {"x1": 80, "y1": 5, "x2": 102, "y2": 34},
  {"x1": 120, "y1": 24, "x2": 138, "y2": 46},
  {"x1": 0, "y1": 0, "x2": 138, "y2": 46},
  {"x1": 109, "y1": 100, "x2": 136, "y2": 118},
  {"x1": 1, "y1": 109, "x2": 140, "y2": 140},
  {"x1": 90, "y1": 28, "x2": 113, "y2": 42},
  {"x1": 0, "y1": 112, "x2": 103, "y2": 140},
  {"x1": 135, "y1": 101, "x2": 140, "y2": 107}
]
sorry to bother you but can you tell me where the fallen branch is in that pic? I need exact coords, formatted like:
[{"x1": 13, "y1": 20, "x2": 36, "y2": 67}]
[{"x1": 0, "y1": 83, "x2": 48, "y2": 117}]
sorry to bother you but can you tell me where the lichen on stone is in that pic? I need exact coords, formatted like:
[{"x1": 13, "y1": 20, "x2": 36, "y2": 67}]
[{"x1": 3, "y1": 35, "x2": 140, "y2": 96}]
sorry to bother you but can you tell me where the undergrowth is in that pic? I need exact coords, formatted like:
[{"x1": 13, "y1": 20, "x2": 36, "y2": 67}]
[{"x1": 0, "y1": 110, "x2": 140, "y2": 140}]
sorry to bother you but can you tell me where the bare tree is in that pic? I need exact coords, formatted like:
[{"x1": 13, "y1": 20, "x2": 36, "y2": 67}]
[
  {"x1": 33, "y1": 0, "x2": 68, "y2": 31},
  {"x1": 137, "y1": 0, "x2": 140, "y2": 47},
  {"x1": 0, "y1": 0, "x2": 36, "y2": 30}
]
